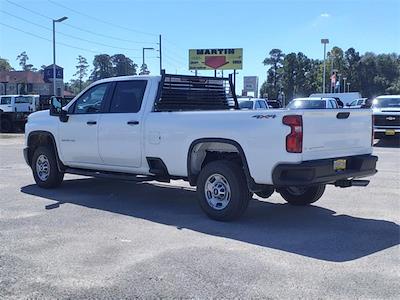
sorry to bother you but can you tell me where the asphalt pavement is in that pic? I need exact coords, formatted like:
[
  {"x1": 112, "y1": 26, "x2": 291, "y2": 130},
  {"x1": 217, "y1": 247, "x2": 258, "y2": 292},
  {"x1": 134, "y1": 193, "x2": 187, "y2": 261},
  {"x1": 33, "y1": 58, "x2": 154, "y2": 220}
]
[{"x1": 0, "y1": 134, "x2": 399, "y2": 299}]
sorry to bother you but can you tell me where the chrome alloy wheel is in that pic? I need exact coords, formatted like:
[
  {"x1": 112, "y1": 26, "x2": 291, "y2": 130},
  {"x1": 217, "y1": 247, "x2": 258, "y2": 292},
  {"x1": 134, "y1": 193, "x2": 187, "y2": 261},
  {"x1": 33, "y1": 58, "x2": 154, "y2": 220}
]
[
  {"x1": 36, "y1": 154, "x2": 50, "y2": 181},
  {"x1": 204, "y1": 173, "x2": 231, "y2": 210}
]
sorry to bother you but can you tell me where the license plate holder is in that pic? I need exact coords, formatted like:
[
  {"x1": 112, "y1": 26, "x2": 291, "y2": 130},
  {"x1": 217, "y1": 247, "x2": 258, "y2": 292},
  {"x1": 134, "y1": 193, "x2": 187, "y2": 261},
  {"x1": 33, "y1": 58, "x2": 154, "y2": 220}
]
[
  {"x1": 385, "y1": 130, "x2": 395, "y2": 136},
  {"x1": 334, "y1": 159, "x2": 347, "y2": 171}
]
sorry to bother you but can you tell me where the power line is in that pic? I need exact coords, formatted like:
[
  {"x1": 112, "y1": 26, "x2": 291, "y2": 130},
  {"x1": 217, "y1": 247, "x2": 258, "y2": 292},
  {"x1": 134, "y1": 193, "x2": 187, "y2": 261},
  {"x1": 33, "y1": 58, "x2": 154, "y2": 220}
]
[
  {"x1": 0, "y1": 21, "x2": 100, "y2": 54},
  {"x1": 164, "y1": 53, "x2": 186, "y2": 66},
  {"x1": 47, "y1": 0, "x2": 158, "y2": 37},
  {"x1": 0, "y1": 10, "x2": 142, "y2": 51},
  {"x1": 5, "y1": 0, "x2": 158, "y2": 45}
]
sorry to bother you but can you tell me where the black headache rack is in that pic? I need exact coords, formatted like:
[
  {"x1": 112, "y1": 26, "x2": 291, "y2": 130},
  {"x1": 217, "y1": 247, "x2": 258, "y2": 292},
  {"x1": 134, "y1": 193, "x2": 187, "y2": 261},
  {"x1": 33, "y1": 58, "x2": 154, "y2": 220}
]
[{"x1": 154, "y1": 70, "x2": 239, "y2": 112}]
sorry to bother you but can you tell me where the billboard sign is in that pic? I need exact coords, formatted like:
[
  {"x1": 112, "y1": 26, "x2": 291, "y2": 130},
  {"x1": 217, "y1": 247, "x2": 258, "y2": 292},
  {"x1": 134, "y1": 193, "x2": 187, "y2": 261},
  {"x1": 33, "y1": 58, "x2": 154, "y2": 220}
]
[
  {"x1": 189, "y1": 48, "x2": 243, "y2": 70},
  {"x1": 243, "y1": 76, "x2": 259, "y2": 98}
]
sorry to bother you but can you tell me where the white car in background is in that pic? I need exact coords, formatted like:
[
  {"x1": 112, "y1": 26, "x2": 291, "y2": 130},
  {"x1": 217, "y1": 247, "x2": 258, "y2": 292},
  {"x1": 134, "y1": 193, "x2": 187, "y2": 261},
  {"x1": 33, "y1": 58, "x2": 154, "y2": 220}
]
[
  {"x1": 286, "y1": 97, "x2": 339, "y2": 109},
  {"x1": 346, "y1": 98, "x2": 368, "y2": 108},
  {"x1": 237, "y1": 97, "x2": 269, "y2": 110}
]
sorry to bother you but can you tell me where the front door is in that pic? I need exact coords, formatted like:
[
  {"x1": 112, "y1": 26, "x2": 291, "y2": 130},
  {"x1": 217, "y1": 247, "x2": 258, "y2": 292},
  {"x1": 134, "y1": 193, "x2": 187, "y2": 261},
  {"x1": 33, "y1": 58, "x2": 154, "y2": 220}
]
[
  {"x1": 98, "y1": 80, "x2": 148, "y2": 168},
  {"x1": 59, "y1": 83, "x2": 111, "y2": 166}
]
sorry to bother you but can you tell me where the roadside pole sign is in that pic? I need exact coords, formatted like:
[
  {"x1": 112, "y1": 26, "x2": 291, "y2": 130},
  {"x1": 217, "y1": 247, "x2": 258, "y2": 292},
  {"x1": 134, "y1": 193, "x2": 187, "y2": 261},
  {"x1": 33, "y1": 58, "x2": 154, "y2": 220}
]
[{"x1": 189, "y1": 48, "x2": 243, "y2": 70}]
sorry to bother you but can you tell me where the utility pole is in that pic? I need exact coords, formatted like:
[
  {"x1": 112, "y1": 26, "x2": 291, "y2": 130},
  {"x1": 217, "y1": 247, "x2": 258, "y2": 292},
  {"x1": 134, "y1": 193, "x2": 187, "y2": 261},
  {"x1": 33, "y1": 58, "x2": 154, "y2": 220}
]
[
  {"x1": 52, "y1": 16, "x2": 68, "y2": 96},
  {"x1": 321, "y1": 38, "x2": 329, "y2": 94},
  {"x1": 343, "y1": 77, "x2": 347, "y2": 93},
  {"x1": 158, "y1": 34, "x2": 162, "y2": 75}
]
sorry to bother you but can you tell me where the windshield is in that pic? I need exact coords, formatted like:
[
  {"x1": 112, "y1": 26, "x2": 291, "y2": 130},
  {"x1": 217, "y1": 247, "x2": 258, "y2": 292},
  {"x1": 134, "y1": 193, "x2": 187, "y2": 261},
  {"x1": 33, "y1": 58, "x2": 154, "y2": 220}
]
[
  {"x1": 372, "y1": 98, "x2": 400, "y2": 108},
  {"x1": 287, "y1": 100, "x2": 326, "y2": 109},
  {"x1": 238, "y1": 101, "x2": 253, "y2": 109}
]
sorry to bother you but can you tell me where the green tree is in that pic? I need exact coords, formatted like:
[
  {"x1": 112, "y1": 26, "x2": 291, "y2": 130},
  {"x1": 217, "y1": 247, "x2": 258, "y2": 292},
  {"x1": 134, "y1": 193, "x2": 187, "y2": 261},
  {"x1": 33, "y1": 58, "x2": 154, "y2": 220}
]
[
  {"x1": 90, "y1": 54, "x2": 113, "y2": 81},
  {"x1": 343, "y1": 48, "x2": 361, "y2": 92},
  {"x1": 73, "y1": 55, "x2": 89, "y2": 92},
  {"x1": 16, "y1": 51, "x2": 34, "y2": 71},
  {"x1": 358, "y1": 52, "x2": 378, "y2": 97},
  {"x1": 139, "y1": 63, "x2": 150, "y2": 75},
  {"x1": 0, "y1": 58, "x2": 13, "y2": 71},
  {"x1": 262, "y1": 49, "x2": 285, "y2": 98},
  {"x1": 282, "y1": 53, "x2": 297, "y2": 102},
  {"x1": 66, "y1": 78, "x2": 90, "y2": 95},
  {"x1": 111, "y1": 54, "x2": 138, "y2": 76}
]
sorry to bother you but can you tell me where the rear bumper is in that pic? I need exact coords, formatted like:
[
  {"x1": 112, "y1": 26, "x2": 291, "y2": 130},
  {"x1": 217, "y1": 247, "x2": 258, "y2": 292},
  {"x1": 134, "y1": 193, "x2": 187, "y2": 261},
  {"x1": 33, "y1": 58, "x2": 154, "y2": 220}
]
[{"x1": 272, "y1": 154, "x2": 378, "y2": 186}]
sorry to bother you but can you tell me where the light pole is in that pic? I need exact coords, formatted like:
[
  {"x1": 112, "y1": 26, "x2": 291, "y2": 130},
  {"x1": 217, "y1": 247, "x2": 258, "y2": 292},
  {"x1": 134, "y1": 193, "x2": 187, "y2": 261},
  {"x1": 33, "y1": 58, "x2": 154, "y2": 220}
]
[
  {"x1": 321, "y1": 38, "x2": 329, "y2": 94},
  {"x1": 347, "y1": 82, "x2": 350, "y2": 93},
  {"x1": 53, "y1": 16, "x2": 68, "y2": 96},
  {"x1": 343, "y1": 77, "x2": 347, "y2": 93},
  {"x1": 142, "y1": 47, "x2": 154, "y2": 75}
]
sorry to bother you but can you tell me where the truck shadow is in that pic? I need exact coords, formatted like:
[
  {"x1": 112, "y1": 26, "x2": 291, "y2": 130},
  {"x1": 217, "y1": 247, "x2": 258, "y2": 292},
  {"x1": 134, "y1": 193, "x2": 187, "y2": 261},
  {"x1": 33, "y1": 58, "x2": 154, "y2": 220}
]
[{"x1": 21, "y1": 178, "x2": 399, "y2": 263}]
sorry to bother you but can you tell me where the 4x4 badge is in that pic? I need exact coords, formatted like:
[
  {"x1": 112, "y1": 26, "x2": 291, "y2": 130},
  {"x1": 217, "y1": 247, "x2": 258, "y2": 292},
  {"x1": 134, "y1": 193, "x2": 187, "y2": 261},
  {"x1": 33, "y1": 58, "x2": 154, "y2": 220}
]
[{"x1": 252, "y1": 114, "x2": 276, "y2": 119}]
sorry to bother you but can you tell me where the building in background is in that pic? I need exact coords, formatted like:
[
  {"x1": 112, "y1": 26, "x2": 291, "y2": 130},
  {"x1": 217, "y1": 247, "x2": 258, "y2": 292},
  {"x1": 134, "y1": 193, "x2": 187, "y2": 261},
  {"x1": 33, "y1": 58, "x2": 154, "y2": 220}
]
[
  {"x1": 0, "y1": 64, "x2": 64, "y2": 97},
  {"x1": 242, "y1": 76, "x2": 259, "y2": 97}
]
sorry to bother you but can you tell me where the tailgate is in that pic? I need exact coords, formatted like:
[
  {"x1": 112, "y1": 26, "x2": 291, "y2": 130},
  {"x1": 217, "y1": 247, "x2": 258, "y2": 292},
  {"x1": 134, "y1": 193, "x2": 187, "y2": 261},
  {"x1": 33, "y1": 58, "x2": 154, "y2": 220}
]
[{"x1": 301, "y1": 109, "x2": 372, "y2": 160}]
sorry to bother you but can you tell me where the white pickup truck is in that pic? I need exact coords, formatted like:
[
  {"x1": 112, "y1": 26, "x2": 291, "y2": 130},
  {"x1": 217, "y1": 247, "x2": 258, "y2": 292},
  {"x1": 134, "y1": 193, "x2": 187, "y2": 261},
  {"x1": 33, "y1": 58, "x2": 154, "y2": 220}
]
[{"x1": 24, "y1": 72, "x2": 377, "y2": 221}]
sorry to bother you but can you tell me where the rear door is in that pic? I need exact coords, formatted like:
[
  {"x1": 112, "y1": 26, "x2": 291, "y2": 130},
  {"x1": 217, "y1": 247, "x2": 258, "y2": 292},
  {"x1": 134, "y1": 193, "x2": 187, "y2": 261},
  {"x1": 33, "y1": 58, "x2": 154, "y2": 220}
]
[
  {"x1": 98, "y1": 79, "x2": 148, "y2": 168},
  {"x1": 301, "y1": 109, "x2": 373, "y2": 160}
]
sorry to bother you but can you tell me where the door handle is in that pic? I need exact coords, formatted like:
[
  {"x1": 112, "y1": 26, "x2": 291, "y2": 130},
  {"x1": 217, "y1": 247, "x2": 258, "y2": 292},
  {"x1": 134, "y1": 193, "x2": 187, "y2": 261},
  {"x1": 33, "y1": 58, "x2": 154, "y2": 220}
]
[
  {"x1": 86, "y1": 121, "x2": 97, "y2": 125},
  {"x1": 127, "y1": 120, "x2": 139, "y2": 125},
  {"x1": 336, "y1": 112, "x2": 350, "y2": 119}
]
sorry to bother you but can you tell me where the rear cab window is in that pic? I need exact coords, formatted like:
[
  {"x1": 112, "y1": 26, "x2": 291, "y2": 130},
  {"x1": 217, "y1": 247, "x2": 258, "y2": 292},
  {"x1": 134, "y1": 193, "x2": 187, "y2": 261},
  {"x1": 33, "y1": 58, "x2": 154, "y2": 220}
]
[{"x1": 109, "y1": 80, "x2": 147, "y2": 113}]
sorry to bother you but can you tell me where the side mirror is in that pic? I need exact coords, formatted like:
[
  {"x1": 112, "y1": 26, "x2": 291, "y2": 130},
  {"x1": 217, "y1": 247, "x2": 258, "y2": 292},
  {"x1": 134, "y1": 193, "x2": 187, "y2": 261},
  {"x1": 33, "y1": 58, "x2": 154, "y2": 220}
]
[
  {"x1": 49, "y1": 96, "x2": 62, "y2": 116},
  {"x1": 49, "y1": 96, "x2": 69, "y2": 122}
]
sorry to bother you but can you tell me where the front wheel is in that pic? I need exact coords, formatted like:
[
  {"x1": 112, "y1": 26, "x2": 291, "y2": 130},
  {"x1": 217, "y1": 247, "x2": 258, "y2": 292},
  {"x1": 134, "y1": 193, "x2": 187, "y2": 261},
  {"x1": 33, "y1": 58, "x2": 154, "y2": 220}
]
[
  {"x1": 197, "y1": 161, "x2": 251, "y2": 221},
  {"x1": 31, "y1": 146, "x2": 64, "y2": 188},
  {"x1": 279, "y1": 184, "x2": 326, "y2": 206}
]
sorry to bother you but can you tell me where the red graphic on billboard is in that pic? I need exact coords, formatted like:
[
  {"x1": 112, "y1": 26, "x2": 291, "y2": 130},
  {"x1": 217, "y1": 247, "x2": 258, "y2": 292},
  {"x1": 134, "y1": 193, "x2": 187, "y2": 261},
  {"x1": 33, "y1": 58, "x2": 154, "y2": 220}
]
[{"x1": 204, "y1": 56, "x2": 230, "y2": 69}]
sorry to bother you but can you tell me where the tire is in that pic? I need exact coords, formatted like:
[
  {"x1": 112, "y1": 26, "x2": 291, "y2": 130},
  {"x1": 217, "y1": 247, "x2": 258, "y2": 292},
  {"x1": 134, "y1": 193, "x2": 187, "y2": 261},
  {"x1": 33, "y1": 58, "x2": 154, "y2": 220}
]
[
  {"x1": 0, "y1": 118, "x2": 13, "y2": 133},
  {"x1": 197, "y1": 160, "x2": 251, "y2": 221},
  {"x1": 279, "y1": 184, "x2": 326, "y2": 206},
  {"x1": 31, "y1": 146, "x2": 64, "y2": 188},
  {"x1": 255, "y1": 186, "x2": 274, "y2": 199}
]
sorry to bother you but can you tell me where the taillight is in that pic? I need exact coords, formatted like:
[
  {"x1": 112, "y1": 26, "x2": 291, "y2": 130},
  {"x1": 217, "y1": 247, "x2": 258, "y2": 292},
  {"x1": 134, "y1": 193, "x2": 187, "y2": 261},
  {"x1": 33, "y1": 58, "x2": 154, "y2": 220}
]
[{"x1": 283, "y1": 115, "x2": 303, "y2": 153}]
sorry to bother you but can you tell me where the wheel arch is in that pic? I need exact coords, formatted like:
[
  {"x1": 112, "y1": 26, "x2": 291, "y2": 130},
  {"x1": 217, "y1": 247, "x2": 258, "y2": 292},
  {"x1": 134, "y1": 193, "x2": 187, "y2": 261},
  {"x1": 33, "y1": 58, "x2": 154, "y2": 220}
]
[
  {"x1": 187, "y1": 138, "x2": 256, "y2": 188},
  {"x1": 27, "y1": 130, "x2": 64, "y2": 171}
]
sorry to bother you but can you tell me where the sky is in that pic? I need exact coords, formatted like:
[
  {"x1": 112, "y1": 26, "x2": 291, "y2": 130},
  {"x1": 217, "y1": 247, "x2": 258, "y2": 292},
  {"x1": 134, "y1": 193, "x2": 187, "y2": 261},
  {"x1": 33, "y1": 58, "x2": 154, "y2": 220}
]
[{"x1": 0, "y1": 0, "x2": 399, "y2": 93}]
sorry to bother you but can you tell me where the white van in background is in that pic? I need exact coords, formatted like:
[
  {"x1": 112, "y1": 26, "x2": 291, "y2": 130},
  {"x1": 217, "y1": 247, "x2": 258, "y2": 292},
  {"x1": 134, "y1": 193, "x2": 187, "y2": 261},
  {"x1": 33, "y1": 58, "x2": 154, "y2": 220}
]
[{"x1": 0, "y1": 95, "x2": 40, "y2": 132}]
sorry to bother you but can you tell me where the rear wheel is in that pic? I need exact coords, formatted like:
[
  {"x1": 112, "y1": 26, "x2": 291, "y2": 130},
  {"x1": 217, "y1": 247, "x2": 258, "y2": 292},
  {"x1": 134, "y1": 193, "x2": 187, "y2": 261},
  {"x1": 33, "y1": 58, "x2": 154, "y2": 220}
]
[
  {"x1": 197, "y1": 161, "x2": 251, "y2": 221},
  {"x1": 255, "y1": 186, "x2": 274, "y2": 199},
  {"x1": 31, "y1": 146, "x2": 64, "y2": 188},
  {"x1": 279, "y1": 184, "x2": 325, "y2": 206}
]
